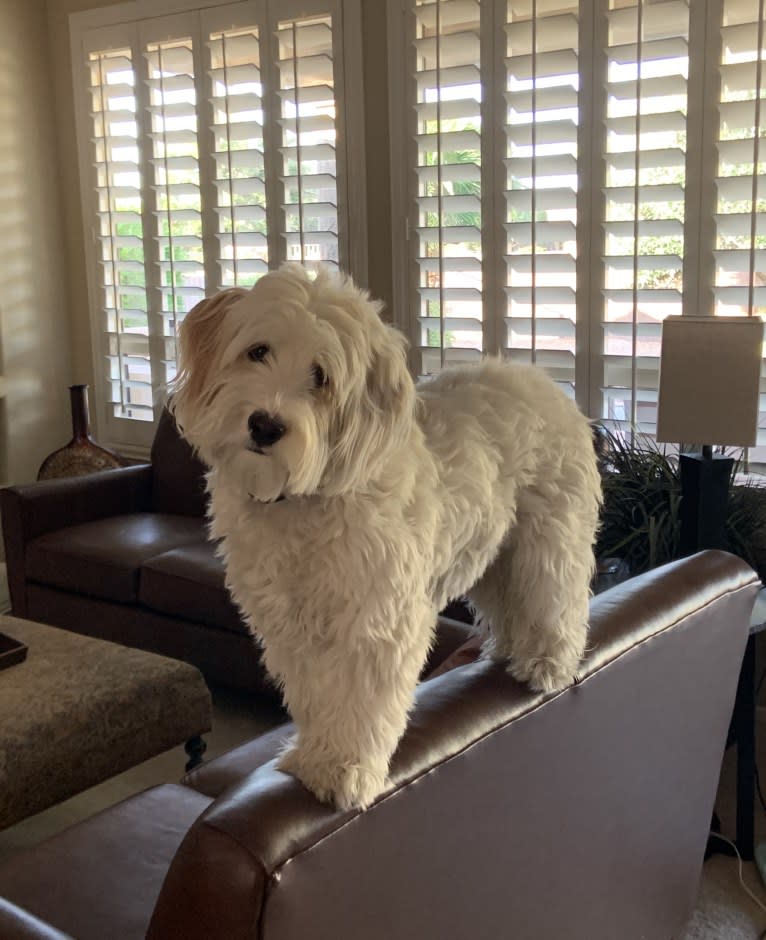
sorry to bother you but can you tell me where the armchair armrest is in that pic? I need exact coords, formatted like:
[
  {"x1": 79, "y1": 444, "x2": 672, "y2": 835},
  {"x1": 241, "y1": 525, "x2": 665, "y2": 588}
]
[
  {"x1": 0, "y1": 899, "x2": 74, "y2": 940},
  {"x1": 1, "y1": 464, "x2": 152, "y2": 616}
]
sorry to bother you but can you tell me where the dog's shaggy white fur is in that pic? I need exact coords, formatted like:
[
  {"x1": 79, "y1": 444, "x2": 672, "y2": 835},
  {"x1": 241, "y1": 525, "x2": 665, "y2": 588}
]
[{"x1": 170, "y1": 263, "x2": 602, "y2": 810}]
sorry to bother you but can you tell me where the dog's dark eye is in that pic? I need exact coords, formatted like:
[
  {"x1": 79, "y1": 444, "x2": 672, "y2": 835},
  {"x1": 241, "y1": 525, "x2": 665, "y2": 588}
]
[
  {"x1": 312, "y1": 363, "x2": 328, "y2": 389},
  {"x1": 247, "y1": 344, "x2": 270, "y2": 363}
]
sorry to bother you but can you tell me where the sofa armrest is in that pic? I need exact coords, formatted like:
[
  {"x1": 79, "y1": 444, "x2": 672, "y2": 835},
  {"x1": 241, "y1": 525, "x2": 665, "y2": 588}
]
[
  {"x1": 1, "y1": 464, "x2": 152, "y2": 616},
  {"x1": 0, "y1": 900, "x2": 74, "y2": 940},
  {"x1": 148, "y1": 551, "x2": 759, "y2": 940}
]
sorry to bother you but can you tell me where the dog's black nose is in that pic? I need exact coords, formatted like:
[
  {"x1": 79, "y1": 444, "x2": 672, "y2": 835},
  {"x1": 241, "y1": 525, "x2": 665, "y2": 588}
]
[{"x1": 248, "y1": 410, "x2": 286, "y2": 447}]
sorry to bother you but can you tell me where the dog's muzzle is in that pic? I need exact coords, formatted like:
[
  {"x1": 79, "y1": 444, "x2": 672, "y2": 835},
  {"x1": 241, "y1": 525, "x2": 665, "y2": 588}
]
[{"x1": 248, "y1": 410, "x2": 286, "y2": 451}]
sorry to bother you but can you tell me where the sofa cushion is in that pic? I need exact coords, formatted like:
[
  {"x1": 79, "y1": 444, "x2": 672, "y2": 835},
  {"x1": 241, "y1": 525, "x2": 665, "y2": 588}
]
[
  {"x1": 26, "y1": 514, "x2": 205, "y2": 604},
  {"x1": 422, "y1": 615, "x2": 474, "y2": 677},
  {"x1": 427, "y1": 631, "x2": 484, "y2": 679},
  {"x1": 139, "y1": 540, "x2": 248, "y2": 635},
  {"x1": 150, "y1": 408, "x2": 209, "y2": 517}
]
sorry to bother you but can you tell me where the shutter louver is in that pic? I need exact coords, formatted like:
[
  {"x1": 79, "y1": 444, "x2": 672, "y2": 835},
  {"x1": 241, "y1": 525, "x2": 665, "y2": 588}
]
[
  {"x1": 208, "y1": 26, "x2": 269, "y2": 289},
  {"x1": 601, "y1": 0, "x2": 689, "y2": 432},
  {"x1": 277, "y1": 15, "x2": 340, "y2": 269},
  {"x1": 504, "y1": 0, "x2": 580, "y2": 396},
  {"x1": 146, "y1": 37, "x2": 204, "y2": 392},
  {"x1": 412, "y1": 0, "x2": 483, "y2": 375},
  {"x1": 89, "y1": 47, "x2": 153, "y2": 421}
]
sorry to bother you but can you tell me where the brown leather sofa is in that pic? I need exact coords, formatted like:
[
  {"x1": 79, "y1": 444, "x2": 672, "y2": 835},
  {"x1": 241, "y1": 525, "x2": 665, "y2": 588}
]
[
  {"x1": 0, "y1": 410, "x2": 276, "y2": 695},
  {"x1": 0, "y1": 551, "x2": 758, "y2": 940},
  {"x1": 1, "y1": 409, "x2": 472, "y2": 697}
]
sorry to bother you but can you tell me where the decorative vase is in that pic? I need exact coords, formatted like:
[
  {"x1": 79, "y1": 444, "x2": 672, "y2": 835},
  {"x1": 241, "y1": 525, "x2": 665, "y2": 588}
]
[{"x1": 37, "y1": 385, "x2": 123, "y2": 480}]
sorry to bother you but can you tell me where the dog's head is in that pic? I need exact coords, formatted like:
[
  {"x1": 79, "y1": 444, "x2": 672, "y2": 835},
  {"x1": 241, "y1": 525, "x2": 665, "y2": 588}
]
[{"x1": 169, "y1": 264, "x2": 414, "y2": 502}]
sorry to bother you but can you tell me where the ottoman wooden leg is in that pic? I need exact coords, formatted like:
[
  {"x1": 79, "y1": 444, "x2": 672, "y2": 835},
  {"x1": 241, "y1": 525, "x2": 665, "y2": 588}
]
[{"x1": 185, "y1": 735, "x2": 207, "y2": 772}]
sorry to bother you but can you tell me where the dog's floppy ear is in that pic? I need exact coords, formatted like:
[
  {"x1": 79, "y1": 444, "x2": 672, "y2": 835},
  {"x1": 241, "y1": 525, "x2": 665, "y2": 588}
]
[
  {"x1": 326, "y1": 321, "x2": 416, "y2": 495},
  {"x1": 366, "y1": 324, "x2": 414, "y2": 423},
  {"x1": 169, "y1": 287, "x2": 247, "y2": 428}
]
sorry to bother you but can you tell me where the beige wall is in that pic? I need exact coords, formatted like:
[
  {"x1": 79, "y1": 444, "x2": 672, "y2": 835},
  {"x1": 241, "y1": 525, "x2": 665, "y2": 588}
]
[
  {"x1": 46, "y1": 0, "x2": 128, "y2": 403},
  {"x1": 0, "y1": 0, "x2": 74, "y2": 484}
]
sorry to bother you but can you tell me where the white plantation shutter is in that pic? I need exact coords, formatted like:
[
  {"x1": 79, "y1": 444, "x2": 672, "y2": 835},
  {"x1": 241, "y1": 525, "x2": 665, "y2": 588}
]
[
  {"x1": 206, "y1": 20, "x2": 269, "y2": 289},
  {"x1": 143, "y1": 25, "x2": 205, "y2": 398},
  {"x1": 411, "y1": 0, "x2": 483, "y2": 375},
  {"x1": 74, "y1": 1, "x2": 360, "y2": 449},
  {"x1": 711, "y1": 0, "x2": 766, "y2": 322},
  {"x1": 393, "y1": 0, "x2": 709, "y2": 438},
  {"x1": 277, "y1": 12, "x2": 342, "y2": 269},
  {"x1": 89, "y1": 41, "x2": 153, "y2": 422},
  {"x1": 706, "y1": 0, "x2": 766, "y2": 456},
  {"x1": 503, "y1": 0, "x2": 580, "y2": 396},
  {"x1": 599, "y1": 0, "x2": 689, "y2": 432}
]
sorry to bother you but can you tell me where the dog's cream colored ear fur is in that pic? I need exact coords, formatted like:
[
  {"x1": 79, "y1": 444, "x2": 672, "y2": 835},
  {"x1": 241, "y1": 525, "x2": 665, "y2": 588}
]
[
  {"x1": 326, "y1": 322, "x2": 416, "y2": 495},
  {"x1": 366, "y1": 324, "x2": 414, "y2": 423},
  {"x1": 169, "y1": 287, "x2": 247, "y2": 428}
]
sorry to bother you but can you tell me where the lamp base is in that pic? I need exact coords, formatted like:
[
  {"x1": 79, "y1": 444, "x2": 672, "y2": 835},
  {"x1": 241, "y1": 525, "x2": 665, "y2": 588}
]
[{"x1": 678, "y1": 453, "x2": 735, "y2": 556}]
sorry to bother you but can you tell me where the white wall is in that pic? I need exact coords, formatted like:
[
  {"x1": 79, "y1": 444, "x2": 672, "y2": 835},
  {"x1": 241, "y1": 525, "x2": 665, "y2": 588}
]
[{"x1": 0, "y1": 0, "x2": 73, "y2": 484}]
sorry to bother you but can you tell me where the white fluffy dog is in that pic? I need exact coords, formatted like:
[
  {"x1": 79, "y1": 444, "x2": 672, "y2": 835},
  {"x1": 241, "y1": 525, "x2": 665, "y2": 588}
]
[{"x1": 170, "y1": 263, "x2": 602, "y2": 810}]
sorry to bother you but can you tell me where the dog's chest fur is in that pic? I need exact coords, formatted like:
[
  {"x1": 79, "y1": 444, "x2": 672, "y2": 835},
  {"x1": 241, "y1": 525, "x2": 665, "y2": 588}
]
[{"x1": 209, "y1": 487, "x2": 443, "y2": 646}]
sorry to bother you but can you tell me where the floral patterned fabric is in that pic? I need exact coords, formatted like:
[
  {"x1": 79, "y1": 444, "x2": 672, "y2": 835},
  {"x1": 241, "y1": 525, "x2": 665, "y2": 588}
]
[{"x1": 0, "y1": 616, "x2": 212, "y2": 829}]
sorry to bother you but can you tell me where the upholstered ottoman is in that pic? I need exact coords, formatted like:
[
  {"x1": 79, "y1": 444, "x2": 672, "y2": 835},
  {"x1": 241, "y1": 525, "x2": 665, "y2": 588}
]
[{"x1": 0, "y1": 615, "x2": 212, "y2": 830}]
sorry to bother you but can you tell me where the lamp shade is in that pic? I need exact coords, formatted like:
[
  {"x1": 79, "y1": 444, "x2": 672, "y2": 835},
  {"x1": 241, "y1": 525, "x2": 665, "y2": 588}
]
[{"x1": 656, "y1": 315, "x2": 764, "y2": 448}]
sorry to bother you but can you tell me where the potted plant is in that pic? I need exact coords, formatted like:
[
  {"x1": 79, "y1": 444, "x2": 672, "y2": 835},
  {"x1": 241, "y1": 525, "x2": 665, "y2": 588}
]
[{"x1": 594, "y1": 426, "x2": 766, "y2": 582}]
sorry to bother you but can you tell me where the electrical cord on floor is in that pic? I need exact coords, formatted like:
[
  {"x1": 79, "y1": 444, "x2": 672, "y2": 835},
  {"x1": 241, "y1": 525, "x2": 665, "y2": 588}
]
[{"x1": 707, "y1": 831, "x2": 766, "y2": 932}]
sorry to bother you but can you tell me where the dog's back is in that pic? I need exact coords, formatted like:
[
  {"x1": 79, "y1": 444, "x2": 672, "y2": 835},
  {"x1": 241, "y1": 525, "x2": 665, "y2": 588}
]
[{"x1": 415, "y1": 358, "x2": 595, "y2": 488}]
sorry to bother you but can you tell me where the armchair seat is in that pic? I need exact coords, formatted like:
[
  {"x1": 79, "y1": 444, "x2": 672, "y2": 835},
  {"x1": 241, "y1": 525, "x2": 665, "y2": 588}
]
[
  {"x1": 139, "y1": 541, "x2": 246, "y2": 634},
  {"x1": 0, "y1": 785, "x2": 213, "y2": 940},
  {"x1": 26, "y1": 514, "x2": 205, "y2": 604}
]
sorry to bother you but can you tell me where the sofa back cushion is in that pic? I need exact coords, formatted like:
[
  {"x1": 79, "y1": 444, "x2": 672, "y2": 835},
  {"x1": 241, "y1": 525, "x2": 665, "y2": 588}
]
[{"x1": 151, "y1": 409, "x2": 209, "y2": 517}]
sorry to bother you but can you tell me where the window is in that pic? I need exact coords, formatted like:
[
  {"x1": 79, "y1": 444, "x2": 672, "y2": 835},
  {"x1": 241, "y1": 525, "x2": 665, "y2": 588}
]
[
  {"x1": 390, "y1": 0, "x2": 766, "y2": 449},
  {"x1": 72, "y1": 0, "x2": 363, "y2": 449}
]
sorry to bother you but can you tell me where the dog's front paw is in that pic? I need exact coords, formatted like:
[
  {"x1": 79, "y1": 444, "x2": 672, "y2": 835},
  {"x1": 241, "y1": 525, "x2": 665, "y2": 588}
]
[
  {"x1": 277, "y1": 747, "x2": 386, "y2": 811},
  {"x1": 509, "y1": 656, "x2": 577, "y2": 694}
]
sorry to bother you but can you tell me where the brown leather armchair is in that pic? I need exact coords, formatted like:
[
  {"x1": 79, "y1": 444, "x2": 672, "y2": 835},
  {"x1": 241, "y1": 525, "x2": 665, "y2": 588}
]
[{"x1": 0, "y1": 552, "x2": 757, "y2": 940}]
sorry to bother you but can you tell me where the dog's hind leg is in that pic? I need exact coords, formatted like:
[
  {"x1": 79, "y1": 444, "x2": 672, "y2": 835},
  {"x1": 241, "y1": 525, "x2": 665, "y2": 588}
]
[
  {"x1": 275, "y1": 597, "x2": 437, "y2": 810},
  {"x1": 468, "y1": 507, "x2": 595, "y2": 694}
]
